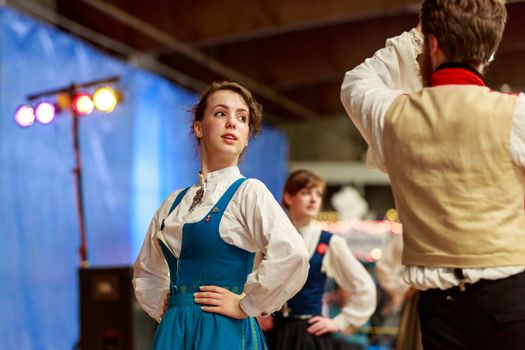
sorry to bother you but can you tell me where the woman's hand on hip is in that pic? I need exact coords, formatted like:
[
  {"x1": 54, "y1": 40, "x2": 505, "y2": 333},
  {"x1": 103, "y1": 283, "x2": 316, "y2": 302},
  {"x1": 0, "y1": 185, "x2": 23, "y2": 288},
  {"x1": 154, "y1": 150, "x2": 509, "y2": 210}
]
[
  {"x1": 307, "y1": 316, "x2": 340, "y2": 336},
  {"x1": 194, "y1": 285, "x2": 248, "y2": 319}
]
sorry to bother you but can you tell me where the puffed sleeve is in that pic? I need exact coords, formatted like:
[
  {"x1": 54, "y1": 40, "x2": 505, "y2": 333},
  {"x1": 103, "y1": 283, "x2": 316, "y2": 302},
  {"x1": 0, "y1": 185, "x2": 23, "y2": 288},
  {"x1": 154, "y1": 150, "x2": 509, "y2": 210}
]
[
  {"x1": 235, "y1": 179, "x2": 309, "y2": 316},
  {"x1": 376, "y1": 234, "x2": 410, "y2": 296},
  {"x1": 340, "y1": 28, "x2": 423, "y2": 170},
  {"x1": 324, "y1": 235, "x2": 377, "y2": 330},
  {"x1": 510, "y1": 94, "x2": 525, "y2": 170},
  {"x1": 132, "y1": 193, "x2": 177, "y2": 322}
]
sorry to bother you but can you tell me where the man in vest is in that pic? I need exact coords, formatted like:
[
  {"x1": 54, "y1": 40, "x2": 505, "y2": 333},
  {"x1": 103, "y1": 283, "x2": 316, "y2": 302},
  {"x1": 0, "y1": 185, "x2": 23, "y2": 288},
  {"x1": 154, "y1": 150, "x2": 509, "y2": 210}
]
[{"x1": 341, "y1": 1, "x2": 525, "y2": 349}]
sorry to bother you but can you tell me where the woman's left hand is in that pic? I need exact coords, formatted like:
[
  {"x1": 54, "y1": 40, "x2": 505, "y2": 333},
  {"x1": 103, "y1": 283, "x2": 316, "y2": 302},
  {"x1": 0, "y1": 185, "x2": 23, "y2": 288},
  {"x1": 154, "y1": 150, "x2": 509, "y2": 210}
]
[
  {"x1": 194, "y1": 286, "x2": 248, "y2": 320},
  {"x1": 306, "y1": 316, "x2": 340, "y2": 336}
]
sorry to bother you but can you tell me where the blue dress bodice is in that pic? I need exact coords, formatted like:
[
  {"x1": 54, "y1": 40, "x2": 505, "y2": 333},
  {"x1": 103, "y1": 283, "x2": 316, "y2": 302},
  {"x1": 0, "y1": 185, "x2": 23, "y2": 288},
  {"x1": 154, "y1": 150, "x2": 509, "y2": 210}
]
[
  {"x1": 159, "y1": 178, "x2": 254, "y2": 296},
  {"x1": 152, "y1": 178, "x2": 266, "y2": 350}
]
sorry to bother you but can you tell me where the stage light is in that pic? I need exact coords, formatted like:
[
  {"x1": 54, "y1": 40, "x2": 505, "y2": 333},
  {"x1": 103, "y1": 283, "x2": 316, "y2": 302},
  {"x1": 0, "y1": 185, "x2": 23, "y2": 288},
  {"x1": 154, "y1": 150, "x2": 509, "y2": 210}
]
[
  {"x1": 93, "y1": 86, "x2": 118, "y2": 113},
  {"x1": 72, "y1": 93, "x2": 94, "y2": 115},
  {"x1": 14, "y1": 105, "x2": 35, "y2": 127},
  {"x1": 35, "y1": 102, "x2": 56, "y2": 124},
  {"x1": 56, "y1": 92, "x2": 71, "y2": 110}
]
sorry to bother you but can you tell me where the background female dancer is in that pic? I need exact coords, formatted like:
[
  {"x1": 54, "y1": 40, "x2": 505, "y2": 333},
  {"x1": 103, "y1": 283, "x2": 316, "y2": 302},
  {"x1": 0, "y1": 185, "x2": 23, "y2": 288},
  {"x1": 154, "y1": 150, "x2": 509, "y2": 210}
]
[
  {"x1": 259, "y1": 169, "x2": 376, "y2": 350},
  {"x1": 133, "y1": 81, "x2": 309, "y2": 350}
]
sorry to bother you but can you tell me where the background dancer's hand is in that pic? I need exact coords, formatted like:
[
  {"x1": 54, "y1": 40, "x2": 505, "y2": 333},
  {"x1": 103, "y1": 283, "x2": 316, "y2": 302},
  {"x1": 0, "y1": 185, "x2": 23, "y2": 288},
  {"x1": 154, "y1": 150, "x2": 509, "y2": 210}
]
[
  {"x1": 256, "y1": 315, "x2": 274, "y2": 331},
  {"x1": 194, "y1": 286, "x2": 248, "y2": 319},
  {"x1": 307, "y1": 316, "x2": 340, "y2": 336}
]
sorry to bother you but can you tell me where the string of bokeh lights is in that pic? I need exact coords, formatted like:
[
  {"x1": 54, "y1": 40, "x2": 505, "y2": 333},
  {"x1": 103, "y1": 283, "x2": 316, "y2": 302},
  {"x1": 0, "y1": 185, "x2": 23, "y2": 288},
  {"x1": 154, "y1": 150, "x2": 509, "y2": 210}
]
[{"x1": 14, "y1": 76, "x2": 122, "y2": 127}]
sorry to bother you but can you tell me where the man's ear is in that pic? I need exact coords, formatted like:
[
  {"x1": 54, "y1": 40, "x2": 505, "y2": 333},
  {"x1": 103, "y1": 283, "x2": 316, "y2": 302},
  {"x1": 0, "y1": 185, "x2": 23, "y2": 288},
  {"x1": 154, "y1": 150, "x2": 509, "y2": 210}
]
[
  {"x1": 194, "y1": 121, "x2": 203, "y2": 138},
  {"x1": 428, "y1": 34, "x2": 439, "y2": 56},
  {"x1": 427, "y1": 34, "x2": 447, "y2": 70}
]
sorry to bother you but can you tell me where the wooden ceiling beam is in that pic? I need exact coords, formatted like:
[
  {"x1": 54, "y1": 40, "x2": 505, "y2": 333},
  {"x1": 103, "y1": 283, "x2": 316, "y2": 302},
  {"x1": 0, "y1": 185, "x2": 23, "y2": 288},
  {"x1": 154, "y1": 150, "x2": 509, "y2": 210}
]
[
  {"x1": 76, "y1": 0, "x2": 325, "y2": 122},
  {"x1": 192, "y1": 15, "x2": 417, "y2": 87},
  {"x1": 47, "y1": 0, "x2": 525, "y2": 121},
  {"x1": 188, "y1": 1, "x2": 419, "y2": 49}
]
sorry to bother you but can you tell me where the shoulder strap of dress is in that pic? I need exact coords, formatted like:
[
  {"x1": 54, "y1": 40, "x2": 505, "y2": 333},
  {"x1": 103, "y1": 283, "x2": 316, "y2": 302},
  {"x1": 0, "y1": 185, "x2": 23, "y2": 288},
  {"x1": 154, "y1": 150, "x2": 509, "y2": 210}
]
[
  {"x1": 168, "y1": 187, "x2": 190, "y2": 215},
  {"x1": 311, "y1": 230, "x2": 333, "y2": 258},
  {"x1": 212, "y1": 178, "x2": 247, "y2": 212},
  {"x1": 160, "y1": 187, "x2": 190, "y2": 230},
  {"x1": 319, "y1": 230, "x2": 333, "y2": 245}
]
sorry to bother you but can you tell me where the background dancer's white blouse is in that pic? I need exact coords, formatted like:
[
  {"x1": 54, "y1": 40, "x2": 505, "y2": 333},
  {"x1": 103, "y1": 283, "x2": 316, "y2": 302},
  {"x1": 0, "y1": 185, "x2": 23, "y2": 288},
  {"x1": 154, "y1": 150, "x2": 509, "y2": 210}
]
[
  {"x1": 298, "y1": 221, "x2": 377, "y2": 330},
  {"x1": 133, "y1": 166, "x2": 309, "y2": 321}
]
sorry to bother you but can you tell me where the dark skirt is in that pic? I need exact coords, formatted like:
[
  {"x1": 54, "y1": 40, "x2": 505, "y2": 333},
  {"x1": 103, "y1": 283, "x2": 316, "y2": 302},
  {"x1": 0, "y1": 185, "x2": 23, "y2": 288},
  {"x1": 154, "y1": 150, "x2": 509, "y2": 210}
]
[{"x1": 265, "y1": 317, "x2": 336, "y2": 350}]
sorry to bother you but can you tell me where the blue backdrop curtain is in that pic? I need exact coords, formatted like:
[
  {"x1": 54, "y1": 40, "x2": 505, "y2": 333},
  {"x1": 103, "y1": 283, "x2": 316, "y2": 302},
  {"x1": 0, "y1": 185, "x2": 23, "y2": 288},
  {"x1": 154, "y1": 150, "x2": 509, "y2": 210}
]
[{"x1": 0, "y1": 6, "x2": 288, "y2": 349}]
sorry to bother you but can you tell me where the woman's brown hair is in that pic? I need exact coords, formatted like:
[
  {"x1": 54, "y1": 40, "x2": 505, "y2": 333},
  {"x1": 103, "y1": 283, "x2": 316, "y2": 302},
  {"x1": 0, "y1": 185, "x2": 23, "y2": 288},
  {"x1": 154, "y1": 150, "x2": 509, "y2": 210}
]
[{"x1": 282, "y1": 169, "x2": 326, "y2": 208}]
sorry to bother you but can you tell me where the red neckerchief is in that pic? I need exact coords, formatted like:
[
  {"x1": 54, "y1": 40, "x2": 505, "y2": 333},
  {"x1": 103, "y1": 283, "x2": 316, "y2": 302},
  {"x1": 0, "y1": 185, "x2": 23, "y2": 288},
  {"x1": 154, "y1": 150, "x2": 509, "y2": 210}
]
[{"x1": 430, "y1": 62, "x2": 487, "y2": 87}]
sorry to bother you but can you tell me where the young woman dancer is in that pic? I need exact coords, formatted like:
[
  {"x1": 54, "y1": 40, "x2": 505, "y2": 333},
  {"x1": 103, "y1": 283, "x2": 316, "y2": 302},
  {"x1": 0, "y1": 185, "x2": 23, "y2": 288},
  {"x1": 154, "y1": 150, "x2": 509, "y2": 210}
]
[
  {"x1": 259, "y1": 169, "x2": 376, "y2": 350},
  {"x1": 133, "y1": 81, "x2": 309, "y2": 350}
]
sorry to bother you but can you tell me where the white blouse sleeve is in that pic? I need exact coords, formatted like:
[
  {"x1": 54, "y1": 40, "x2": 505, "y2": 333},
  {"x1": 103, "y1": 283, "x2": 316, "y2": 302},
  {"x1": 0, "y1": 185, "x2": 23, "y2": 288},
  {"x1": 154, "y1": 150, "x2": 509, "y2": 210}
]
[
  {"x1": 510, "y1": 94, "x2": 525, "y2": 170},
  {"x1": 323, "y1": 235, "x2": 377, "y2": 330},
  {"x1": 132, "y1": 192, "x2": 179, "y2": 322},
  {"x1": 376, "y1": 234, "x2": 410, "y2": 296},
  {"x1": 340, "y1": 29, "x2": 423, "y2": 170},
  {"x1": 235, "y1": 179, "x2": 310, "y2": 317}
]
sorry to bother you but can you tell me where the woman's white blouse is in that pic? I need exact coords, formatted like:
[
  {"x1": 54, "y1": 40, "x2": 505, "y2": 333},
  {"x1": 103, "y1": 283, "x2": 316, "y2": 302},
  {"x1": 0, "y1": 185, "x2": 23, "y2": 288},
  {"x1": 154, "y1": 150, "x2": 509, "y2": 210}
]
[{"x1": 133, "y1": 166, "x2": 309, "y2": 321}]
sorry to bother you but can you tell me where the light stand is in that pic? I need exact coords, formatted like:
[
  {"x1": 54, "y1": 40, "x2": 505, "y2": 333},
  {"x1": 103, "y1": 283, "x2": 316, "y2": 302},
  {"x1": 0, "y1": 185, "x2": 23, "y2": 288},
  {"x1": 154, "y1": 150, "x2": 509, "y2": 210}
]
[
  {"x1": 23, "y1": 76, "x2": 121, "y2": 268},
  {"x1": 71, "y1": 105, "x2": 88, "y2": 268}
]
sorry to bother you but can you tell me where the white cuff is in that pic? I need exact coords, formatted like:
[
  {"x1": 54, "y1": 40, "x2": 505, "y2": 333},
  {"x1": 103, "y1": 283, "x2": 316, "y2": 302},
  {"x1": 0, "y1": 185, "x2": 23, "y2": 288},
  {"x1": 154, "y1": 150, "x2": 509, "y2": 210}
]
[{"x1": 240, "y1": 297, "x2": 263, "y2": 317}]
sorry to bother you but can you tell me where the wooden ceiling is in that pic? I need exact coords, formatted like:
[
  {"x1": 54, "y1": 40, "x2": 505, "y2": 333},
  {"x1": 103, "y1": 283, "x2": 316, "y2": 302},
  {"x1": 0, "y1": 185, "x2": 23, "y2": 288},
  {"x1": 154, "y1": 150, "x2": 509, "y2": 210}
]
[{"x1": 15, "y1": 0, "x2": 525, "y2": 124}]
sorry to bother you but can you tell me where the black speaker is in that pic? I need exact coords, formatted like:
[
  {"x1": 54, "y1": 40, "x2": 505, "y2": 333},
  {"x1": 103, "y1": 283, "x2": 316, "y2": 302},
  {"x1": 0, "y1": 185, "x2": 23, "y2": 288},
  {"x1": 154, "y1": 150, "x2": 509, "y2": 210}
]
[{"x1": 79, "y1": 267, "x2": 157, "y2": 350}]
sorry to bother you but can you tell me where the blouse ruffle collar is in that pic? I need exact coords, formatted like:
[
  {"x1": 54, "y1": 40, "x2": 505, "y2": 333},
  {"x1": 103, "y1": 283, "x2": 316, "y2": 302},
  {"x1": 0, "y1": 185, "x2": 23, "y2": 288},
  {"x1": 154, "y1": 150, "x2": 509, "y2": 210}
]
[{"x1": 197, "y1": 166, "x2": 241, "y2": 187}]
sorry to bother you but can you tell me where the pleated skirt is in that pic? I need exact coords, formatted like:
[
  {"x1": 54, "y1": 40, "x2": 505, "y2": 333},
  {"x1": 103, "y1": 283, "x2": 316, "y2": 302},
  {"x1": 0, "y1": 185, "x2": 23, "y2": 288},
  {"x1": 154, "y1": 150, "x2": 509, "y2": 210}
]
[{"x1": 152, "y1": 294, "x2": 267, "y2": 350}]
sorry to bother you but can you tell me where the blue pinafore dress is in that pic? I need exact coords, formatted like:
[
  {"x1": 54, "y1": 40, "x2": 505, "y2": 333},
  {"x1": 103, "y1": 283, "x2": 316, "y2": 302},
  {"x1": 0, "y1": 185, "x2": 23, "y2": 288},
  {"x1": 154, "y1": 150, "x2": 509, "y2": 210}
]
[{"x1": 152, "y1": 178, "x2": 268, "y2": 350}]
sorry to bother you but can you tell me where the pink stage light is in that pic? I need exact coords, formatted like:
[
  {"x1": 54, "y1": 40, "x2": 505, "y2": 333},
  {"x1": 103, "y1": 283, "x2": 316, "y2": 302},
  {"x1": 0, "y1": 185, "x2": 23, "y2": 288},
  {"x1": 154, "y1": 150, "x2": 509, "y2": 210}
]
[
  {"x1": 14, "y1": 105, "x2": 35, "y2": 127},
  {"x1": 35, "y1": 102, "x2": 56, "y2": 124}
]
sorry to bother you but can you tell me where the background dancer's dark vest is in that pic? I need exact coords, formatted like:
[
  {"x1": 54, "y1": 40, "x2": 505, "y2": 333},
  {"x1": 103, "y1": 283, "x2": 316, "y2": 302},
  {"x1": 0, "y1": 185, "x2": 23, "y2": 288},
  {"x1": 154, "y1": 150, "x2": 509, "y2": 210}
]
[{"x1": 282, "y1": 231, "x2": 333, "y2": 317}]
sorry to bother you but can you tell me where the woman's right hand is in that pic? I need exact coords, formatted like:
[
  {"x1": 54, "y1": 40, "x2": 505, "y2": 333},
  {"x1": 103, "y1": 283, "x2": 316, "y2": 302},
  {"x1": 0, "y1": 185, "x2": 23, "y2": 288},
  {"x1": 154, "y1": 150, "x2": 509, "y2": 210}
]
[
  {"x1": 161, "y1": 292, "x2": 170, "y2": 319},
  {"x1": 256, "y1": 315, "x2": 274, "y2": 331}
]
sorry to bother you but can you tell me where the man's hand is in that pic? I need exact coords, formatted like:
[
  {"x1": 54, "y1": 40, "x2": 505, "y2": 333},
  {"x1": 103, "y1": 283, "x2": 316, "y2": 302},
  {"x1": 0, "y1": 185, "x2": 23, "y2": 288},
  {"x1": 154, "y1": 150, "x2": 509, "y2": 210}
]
[
  {"x1": 194, "y1": 286, "x2": 248, "y2": 320},
  {"x1": 306, "y1": 316, "x2": 340, "y2": 336},
  {"x1": 257, "y1": 315, "x2": 274, "y2": 331}
]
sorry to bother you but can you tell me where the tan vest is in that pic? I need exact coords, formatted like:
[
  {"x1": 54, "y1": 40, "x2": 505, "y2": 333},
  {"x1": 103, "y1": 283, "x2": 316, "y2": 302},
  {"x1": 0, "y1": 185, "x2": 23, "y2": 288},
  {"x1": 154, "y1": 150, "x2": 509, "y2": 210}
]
[{"x1": 384, "y1": 85, "x2": 525, "y2": 267}]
